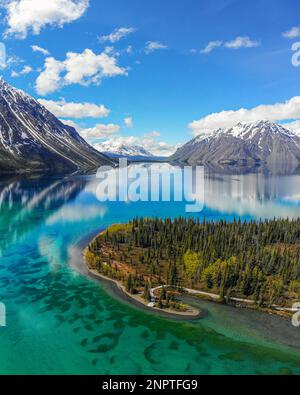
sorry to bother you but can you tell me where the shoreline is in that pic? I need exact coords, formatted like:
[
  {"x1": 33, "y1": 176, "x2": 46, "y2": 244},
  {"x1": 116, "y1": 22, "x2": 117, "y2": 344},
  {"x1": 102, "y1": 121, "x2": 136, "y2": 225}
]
[
  {"x1": 86, "y1": 263, "x2": 202, "y2": 320},
  {"x1": 79, "y1": 228, "x2": 295, "y2": 322},
  {"x1": 82, "y1": 234, "x2": 202, "y2": 320}
]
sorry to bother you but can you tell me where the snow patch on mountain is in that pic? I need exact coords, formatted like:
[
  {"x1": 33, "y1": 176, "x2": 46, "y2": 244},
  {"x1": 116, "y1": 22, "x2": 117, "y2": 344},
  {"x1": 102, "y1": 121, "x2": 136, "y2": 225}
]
[
  {"x1": 0, "y1": 78, "x2": 112, "y2": 173},
  {"x1": 94, "y1": 140, "x2": 155, "y2": 159},
  {"x1": 171, "y1": 120, "x2": 300, "y2": 169}
]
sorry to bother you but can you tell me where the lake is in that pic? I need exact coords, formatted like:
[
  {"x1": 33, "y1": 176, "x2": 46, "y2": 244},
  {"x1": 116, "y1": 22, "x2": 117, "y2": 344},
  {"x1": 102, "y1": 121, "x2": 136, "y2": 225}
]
[{"x1": 0, "y1": 166, "x2": 300, "y2": 374}]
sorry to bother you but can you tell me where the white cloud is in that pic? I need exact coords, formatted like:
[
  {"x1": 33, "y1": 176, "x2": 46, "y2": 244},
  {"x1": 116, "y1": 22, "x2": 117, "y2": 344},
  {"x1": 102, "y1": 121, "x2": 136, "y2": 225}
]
[
  {"x1": 200, "y1": 41, "x2": 223, "y2": 54},
  {"x1": 31, "y1": 45, "x2": 50, "y2": 56},
  {"x1": 144, "y1": 131, "x2": 161, "y2": 138},
  {"x1": 125, "y1": 45, "x2": 133, "y2": 55},
  {"x1": 143, "y1": 139, "x2": 178, "y2": 157},
  {"x1": 60, "y1": 120, "x2": 121, "y2": 139},
  {"x1": 35, "y1": 48, "x2": 127, "y2": 95},
  {"x1": 103, "y1": 45, "x2": 133, "y2": 58},
  {"x1": 282, "y1": 27, "x2": 300, "y2": 39},
  {"x1": 38, "y1": 98, "x2": 110, "y2": 118},
  {"x1": 11, "y1": 65, "x2": 32, "y2": 77},
  {"x1": 200, "y1": 36, "x2": 260, "y2": 55},
  {"x1": 47, "y1": 205, "x2": 106, "y2": 225},
  {"x1": 144, "y1": 41, "x2": 168, "y2": 54},
  {"x1": 99, "y1": 27, "x2": 135, "y2": 43},
  {"x1": 2, "y1": 0, "x2": 89, "y2": 39},
  {"x1": 35, "y1": 57, "x2": 64, "y2": 95},
  {"x1": 124, "y1": 116, "x2": 133, "y2": 128},
  {"x1": 103, "y1": 46, "x2": 115, "y2": 55},
  {"x1": 189, "y1": 96, "x2": 300, "y2": 135},
  {"x1": 224, "y1": 36, "x2": 260, "y2": 49},
  {"x1": 0, "y1": 42, "x2": 6, "y2": 69},
  {"x1": 0, "y1": 52, "x2": 24, "y2": 70},
  {"x1": 140, "y1": 132, "x2": 178, "y2": 156},
  {"x1": 80, "y1": 123, "x2": 120, "y2": 139},
  {"x1": 283, "y1": 120, "x2": 300, "y2": 135},
  {"x1": 60, "y1": 119, "x2": 79, "y2": 129}
]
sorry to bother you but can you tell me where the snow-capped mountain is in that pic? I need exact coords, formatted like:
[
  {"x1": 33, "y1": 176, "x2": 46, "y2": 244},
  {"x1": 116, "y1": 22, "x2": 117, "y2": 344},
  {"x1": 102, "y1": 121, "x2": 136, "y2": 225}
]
[
  {"x1": 170, "y1": 120, "x2": 300, "y2": 168},
  {"x1": 0, "y1": 78, "x2": 113, "y2": 173},
  {"x1": 95, "y1": 141, "x2": 154, "y2": 157},
  {"x1": 94, "y1": 141, "x2": 164, "y2": 161}
]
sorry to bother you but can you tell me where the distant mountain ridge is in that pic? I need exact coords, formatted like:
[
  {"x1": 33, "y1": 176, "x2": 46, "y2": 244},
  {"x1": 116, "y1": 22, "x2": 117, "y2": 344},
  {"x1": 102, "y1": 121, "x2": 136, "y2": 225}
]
[
  {"x1": 170, "y1": 121, "x2": 300, "y2": 169},
  {"x1": 94, "y1": 141, "x2": 166, "y2": 161},
  {"x1": 0, "y1": 78, "x2": 113, "y2": 173}
]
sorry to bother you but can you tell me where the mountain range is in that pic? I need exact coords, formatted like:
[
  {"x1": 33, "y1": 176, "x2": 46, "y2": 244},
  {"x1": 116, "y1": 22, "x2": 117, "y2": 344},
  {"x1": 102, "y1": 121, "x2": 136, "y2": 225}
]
[
  {"x1": 0, "y1": 78, "x2": 113, "y2": 174},
  {"x1": 170, "y1": 121, "x2": 300, "y2": 171},
  {"x1": 1, "y1": 79, "x2": 300, "y2": 174},
  {"x1": 94, "y1": 141, "x2": 165, "y2": 161}
]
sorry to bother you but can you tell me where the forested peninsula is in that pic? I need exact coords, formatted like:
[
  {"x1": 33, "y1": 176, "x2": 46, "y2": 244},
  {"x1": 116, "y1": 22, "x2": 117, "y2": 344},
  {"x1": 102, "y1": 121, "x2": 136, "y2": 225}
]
[{"x1": 85, "y1": 218, "x2": 300, "y2": 316}]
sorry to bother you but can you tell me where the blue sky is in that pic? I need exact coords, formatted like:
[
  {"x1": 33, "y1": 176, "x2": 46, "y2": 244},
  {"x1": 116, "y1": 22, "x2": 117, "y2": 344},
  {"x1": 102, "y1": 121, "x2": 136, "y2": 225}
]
[{"x1": 0, "y1": 0, "x2": 300, "y2": 155}]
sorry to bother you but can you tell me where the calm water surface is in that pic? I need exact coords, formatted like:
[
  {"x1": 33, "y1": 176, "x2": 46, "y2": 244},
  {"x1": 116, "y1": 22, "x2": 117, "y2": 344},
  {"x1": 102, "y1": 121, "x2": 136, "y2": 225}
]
[{"x1": 0, "y1": 168, "x2": 300, "y2": 374}]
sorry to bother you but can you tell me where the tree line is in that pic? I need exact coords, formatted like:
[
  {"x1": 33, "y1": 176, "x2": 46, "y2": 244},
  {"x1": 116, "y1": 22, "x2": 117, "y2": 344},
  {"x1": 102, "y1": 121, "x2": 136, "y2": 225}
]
[{"x1": 87, "y1": 217, "x2": 300, "y2": 306}]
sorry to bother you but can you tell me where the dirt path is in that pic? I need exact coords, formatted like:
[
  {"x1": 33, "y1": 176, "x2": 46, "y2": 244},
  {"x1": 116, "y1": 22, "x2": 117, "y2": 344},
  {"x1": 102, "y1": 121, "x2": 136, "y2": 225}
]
[{"x1": 151, "y1": 285, "x2": 298, "y2": 312}]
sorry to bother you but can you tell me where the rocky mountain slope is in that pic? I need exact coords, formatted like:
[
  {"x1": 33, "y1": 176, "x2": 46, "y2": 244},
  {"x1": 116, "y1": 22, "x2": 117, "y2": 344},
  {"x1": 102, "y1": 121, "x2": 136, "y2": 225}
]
[
  {"x1": 170, "y1": 121, "x2": 300, "y2": 169},
  {"x1": 0, "y1": 78, "x2": 113, "y2": 173}
]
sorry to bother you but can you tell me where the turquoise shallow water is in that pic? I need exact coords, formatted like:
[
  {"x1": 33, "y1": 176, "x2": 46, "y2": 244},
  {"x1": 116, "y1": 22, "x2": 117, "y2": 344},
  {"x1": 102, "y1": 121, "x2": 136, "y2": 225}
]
[{"x1": 0, "y1": 170, "x2": 300, "y2": 375}]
